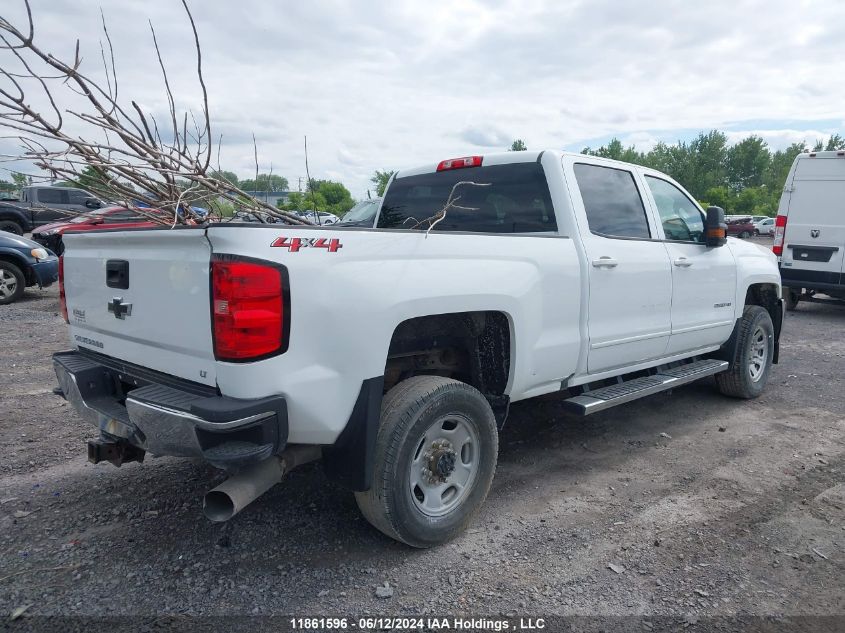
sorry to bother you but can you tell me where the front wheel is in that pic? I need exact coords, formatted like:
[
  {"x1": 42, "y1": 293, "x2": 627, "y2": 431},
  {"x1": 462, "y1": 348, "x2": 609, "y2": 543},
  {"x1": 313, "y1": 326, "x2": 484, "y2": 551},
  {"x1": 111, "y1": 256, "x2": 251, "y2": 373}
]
[
  {"x1": 355, "y1": 376, "x2": 498, "y2": 547},
  {"x1": 739, "y1": 230, "x2": 751, "y2": 238},
  {"x1": 715, "y1": 305, "x2": 774, "y2": 399},
  {"x1": 0, "y1": 220, "x2": 24, "y2": 235},
  {"x1": 0, "y1": 261, "x2": 25, "y2": 305}
]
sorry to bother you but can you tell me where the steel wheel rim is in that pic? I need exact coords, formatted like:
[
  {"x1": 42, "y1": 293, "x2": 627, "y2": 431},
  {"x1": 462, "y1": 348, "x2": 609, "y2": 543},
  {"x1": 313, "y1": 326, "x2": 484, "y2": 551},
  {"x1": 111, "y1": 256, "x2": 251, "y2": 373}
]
[
  {"x1": 748, "y1": 326, "x2": 768, "y2": 382},
  {"x1": 0, "y1": 269, "x2": 17, "y2": 299},
  {"x1": 409, "y1": 413, "x2": 480, "y2": 517}
]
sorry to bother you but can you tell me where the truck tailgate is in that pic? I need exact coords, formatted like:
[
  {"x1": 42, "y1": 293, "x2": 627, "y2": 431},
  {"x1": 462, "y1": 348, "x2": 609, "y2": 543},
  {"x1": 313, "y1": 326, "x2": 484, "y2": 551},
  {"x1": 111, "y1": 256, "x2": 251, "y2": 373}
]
[{"x1": 62, "y1": 228, "x2": 216, "y2": 387}]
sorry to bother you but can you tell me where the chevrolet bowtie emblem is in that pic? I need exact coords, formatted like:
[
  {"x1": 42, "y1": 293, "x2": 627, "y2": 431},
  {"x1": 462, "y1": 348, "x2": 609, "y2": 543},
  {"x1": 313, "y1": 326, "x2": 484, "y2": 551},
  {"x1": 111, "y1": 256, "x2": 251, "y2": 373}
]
[{"x1": 108, "y1": 297, "x2": 133, "y2": 319}]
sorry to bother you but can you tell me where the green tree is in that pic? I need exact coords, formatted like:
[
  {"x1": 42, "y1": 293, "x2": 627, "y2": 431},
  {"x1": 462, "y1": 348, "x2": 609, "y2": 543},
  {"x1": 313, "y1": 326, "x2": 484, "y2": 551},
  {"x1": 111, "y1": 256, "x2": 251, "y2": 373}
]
[
  {"x1": 240, "y1": 173, "x2": 289, "y2": 192},
  {"x1": 370, "y1": 169, "x2": 396, "y2": 197},
  {"x1": 311, "y1": 179, "x2": 354, "y2": 216},
  {"x1": 824, "y1": 133, "x2": 845, "y2": 151},
  {"x1": 726, "y1": 135, "x2": 769, "y2": 191},
  {"x1": 211, "y1": 170, "x2": 239, "y2": 187},
  {"x1": 11, "y1": 172, "x2": 31, "y2": 191},
  {"x1": 510, "y1": 139, "x2": 527, "y2": 151},
  {"x1": 702, "y1": 186, "x2": 734, "y2": 211},
  {"x1": 280, "y1": 180, "x2": 354, "y2": 217}
]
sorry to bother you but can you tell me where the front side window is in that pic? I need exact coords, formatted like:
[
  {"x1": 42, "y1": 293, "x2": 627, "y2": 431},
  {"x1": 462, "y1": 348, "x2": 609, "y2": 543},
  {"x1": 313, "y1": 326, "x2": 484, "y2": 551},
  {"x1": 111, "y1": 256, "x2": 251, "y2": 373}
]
[
  {"x1": 573, "y1": 164, "x2": 650, "y2": 239},
  {"x1": 68, "y1": 189, "x2": 92, "y2": 204},
  {"x1": 645, "y1": 176, "x2": 705, "y2": 242},
  {"x1": 378, "y1": 162, "x2": 557, "y2": 233}
]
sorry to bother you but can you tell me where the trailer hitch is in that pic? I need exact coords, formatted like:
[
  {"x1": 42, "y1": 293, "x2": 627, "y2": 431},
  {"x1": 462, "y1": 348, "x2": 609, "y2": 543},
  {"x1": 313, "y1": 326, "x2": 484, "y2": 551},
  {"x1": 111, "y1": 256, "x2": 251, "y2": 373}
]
[{"x1": 87, "y1": 437, "x2": 145, "y2": 467}]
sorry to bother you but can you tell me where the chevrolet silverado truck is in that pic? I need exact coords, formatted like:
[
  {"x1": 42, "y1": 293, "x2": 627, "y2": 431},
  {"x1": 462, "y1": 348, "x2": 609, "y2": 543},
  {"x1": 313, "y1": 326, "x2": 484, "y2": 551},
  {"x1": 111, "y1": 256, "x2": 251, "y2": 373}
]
[{"x1": 53, "y1": 150, "x2": 783, "y2": 547}]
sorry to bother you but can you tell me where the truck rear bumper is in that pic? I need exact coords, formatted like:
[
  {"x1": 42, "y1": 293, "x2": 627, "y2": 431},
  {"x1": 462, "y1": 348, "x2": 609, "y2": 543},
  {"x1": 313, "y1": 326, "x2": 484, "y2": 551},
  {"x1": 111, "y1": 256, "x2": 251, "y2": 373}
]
[{"x1": 53, "y1": 350, "x2": 288, "y2": 469}]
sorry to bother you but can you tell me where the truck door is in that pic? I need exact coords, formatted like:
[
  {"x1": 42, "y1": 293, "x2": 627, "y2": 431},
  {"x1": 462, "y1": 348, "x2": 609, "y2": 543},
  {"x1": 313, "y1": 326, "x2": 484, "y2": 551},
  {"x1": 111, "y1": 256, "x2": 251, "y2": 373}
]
[
  {"x1": 32, "y1": 188, "x2": 69, "y2": 226},
  {"x1": 567, "y1": 161, "x2": 672, "y2": 374},
  {"x1": 641, "y1": 175, "x2": 737, "y2": 354}
]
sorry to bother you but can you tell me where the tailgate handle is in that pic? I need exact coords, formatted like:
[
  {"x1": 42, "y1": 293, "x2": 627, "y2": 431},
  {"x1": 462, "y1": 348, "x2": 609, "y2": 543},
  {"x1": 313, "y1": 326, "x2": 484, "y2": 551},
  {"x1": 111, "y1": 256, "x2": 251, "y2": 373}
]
[{"x1": 106, "y1": 260, "x2": 129, "y2": 289}]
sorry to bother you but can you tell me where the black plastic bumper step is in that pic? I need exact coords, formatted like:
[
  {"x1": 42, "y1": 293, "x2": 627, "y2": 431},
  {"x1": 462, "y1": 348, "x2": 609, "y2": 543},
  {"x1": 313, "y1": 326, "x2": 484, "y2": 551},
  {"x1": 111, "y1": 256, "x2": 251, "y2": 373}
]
[
  {"x1": 202, "y1": 441, "x2": 274, "y2": 468},
  {"x1": 563, "y1": 359, "x2": 729, "y2": 415}
]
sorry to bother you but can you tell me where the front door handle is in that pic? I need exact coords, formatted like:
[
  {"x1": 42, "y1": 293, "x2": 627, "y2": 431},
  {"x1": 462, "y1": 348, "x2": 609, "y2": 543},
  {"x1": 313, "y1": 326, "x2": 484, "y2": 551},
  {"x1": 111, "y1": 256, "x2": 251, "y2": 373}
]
[
  {"x1": 673, "y1": 257, "x2": 693, "y2": 268},
  {"x1": 592, "y1": 256, "x2": 618, "y2": 268}
]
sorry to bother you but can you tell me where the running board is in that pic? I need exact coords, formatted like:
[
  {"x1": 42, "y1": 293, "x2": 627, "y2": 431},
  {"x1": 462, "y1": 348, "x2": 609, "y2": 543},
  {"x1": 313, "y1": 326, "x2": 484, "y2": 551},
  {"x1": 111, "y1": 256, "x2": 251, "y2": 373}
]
[{"x1": 562, "y1": 359, "x2": 729, "y2": 416}]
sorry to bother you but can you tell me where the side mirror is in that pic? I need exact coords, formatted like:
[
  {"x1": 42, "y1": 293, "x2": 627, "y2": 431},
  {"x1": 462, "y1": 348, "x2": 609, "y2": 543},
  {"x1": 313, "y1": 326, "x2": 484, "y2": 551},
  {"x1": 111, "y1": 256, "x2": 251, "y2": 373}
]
[
  {"x1": 705, "y1": 206, "x2": 727, "y2": 247},
  {"x1": 84, "y1": 198, "x2": 101, "y2": 209}
]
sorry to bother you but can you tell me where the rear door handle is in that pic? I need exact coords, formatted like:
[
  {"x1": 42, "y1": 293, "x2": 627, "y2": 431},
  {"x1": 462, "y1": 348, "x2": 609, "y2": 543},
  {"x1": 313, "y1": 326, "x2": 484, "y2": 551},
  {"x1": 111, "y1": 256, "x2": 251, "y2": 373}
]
[
  {"x1": 592, "y1": 256, "x2": 618, "y2": 268},
  {"x1": 673, "y1": 257, "x2": 693, "y2": 268}
]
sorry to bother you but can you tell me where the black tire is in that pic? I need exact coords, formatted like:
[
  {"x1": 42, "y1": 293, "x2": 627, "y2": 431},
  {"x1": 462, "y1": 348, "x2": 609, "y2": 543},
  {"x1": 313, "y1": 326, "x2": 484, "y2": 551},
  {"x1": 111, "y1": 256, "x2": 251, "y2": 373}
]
[
  {"x1": 739, "y1": 230, "x2": 751, "y2": 238},
  {"x1": 715, "y1": 305, "x2": 774, "y2": 399},
  {"x1": 0, "y1": 220, "x2": 24, "y2": 235},
  {"x1": 355, "y1": 376, "x2": 498, "y2": 548},
  {"x1": 0, "y1": 260, "x2": 26, "y2": 305},
  {"x1": 785, "y1": 288, "x2": 800, "y2": 311}
]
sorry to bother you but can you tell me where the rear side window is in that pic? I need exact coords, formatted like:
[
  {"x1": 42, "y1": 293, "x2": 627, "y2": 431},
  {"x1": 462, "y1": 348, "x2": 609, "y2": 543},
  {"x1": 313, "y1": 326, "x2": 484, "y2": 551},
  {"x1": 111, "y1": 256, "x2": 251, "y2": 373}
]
[
  {"x1": 573, "y1": 164, "x2": 650, "y2": 238},
  {"x1": 37, "y1": 189, "x2": 69, "y2": 205},
  {"x1": 378, "y1": 162, "x2": 557, "y2": 233}
]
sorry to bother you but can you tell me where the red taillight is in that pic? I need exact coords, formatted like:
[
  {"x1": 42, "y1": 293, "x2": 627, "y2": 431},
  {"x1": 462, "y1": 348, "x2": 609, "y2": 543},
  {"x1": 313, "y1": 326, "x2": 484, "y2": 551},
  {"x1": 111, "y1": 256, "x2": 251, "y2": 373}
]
[
  {"x1": 772, "y1": 215, "x2": 787, "y2": 256},
  {"x1": 436, "y1": 156, "x2": 483, "y2": 171},
  {"x1": 211, "y1": 257, "x2": 287, "y2": 361},
  {"x1": 58, "y1": 255, "x2": 68, "y2": 323}
]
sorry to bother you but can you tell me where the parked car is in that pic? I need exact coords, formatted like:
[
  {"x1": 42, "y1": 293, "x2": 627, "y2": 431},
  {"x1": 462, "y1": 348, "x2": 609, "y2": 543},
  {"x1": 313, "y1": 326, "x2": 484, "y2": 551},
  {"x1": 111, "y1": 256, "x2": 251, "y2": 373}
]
[
  {"x1": 32, "y1": 206, "x2": 170, "y2": 255},
  {"x1": 726, "y1": 217, "x2": 755, "y2": 238},
  {"x1": 297, "y1": 210, "x2": 339, "y2": 225},
  {"x1": 0, "y1": 186, "x2": 104, "y2": 235},
  {"x1": 229, "y1": 211, "x2": 289, "y2": 224},
  {"x1": 754, "y1": 217, "x2": 775, "y2": 235},
  {"x1": 54, "y1": 150, "x2": 782, "y2": 547},
  {"x1": 775, "y1": 150, "x2": 845, "y2": 309},
  {"x1": 339, "y1": 198, "x2": 382, "y2": 227},
  {"x1": 0, "y1": 230, "x2": 59, "y2": 305}
]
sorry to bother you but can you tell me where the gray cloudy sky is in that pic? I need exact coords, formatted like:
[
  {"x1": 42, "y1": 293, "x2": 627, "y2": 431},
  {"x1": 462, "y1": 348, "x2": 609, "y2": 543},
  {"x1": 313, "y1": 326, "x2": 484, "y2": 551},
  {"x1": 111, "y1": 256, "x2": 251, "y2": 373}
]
[{"x1": 3, "y1": 0, "x2": 844, "y2": 198}]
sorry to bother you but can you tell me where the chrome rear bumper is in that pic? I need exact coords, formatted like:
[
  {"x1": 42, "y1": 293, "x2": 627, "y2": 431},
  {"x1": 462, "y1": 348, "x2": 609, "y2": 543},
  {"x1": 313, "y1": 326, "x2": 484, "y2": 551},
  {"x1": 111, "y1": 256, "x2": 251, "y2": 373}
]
[{"x1": 53, "y1": 351, "x2": 288, "y2": 468}]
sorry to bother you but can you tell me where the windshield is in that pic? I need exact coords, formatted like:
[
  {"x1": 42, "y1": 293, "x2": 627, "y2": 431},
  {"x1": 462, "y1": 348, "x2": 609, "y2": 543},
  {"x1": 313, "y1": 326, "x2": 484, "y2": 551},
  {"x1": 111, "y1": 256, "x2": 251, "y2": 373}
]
[
  {"x1": 341, "y1": 199, "x2": 380, "y2": 224},
  {"x1": 378, "y1": 162, "x2": 557, "y2": 233}
]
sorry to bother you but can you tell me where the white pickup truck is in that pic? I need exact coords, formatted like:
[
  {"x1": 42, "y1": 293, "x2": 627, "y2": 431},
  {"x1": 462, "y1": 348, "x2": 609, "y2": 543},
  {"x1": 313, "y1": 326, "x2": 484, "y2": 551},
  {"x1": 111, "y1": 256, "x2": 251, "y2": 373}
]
[{"x1": 54, "y1": 150, "x2": 784, "y2": 547}]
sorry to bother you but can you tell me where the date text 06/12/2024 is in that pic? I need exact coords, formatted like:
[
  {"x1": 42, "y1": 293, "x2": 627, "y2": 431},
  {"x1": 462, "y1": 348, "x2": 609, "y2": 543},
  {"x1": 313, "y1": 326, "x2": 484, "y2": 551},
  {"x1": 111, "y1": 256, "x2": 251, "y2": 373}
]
[{"x1": 289, "y1": 617, "x2": 546, "y2": 631}]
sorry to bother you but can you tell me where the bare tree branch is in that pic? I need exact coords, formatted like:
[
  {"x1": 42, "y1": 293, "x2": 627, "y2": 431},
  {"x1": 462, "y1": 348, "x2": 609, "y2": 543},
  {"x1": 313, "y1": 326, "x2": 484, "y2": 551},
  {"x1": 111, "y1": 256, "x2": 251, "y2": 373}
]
[{"x1": 0, "y1": 0, "x2": 309, "y2": 225}]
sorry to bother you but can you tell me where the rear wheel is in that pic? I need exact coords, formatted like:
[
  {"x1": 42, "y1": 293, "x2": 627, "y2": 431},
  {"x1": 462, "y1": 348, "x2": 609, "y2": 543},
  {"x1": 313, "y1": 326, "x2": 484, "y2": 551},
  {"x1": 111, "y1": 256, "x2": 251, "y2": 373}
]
[
  {"x1": 0, "y1": 220, "x2": 24, "y2": 235},
  {"x1": 0, "y1": 261, "x2": 25, "y2": 305},
  {"x1": 355, "y1": 376, "x2": 498, "y2": 548},
  {"x1": 715, "y1": 305, "x2": 774, "y2": 399},
  {"x1": 785, "y1": 288, "x2": 800, "y2": 311},
  {"x1": 739, "y1": 230, "x2": 751, "y2": 238}
]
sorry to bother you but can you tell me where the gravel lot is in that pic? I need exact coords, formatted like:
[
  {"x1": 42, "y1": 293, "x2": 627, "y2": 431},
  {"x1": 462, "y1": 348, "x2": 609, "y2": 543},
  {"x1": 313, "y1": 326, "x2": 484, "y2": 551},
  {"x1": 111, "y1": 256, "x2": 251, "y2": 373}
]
[{"x1": 1, "y1": 254, "x2": 843, "y2": 624}]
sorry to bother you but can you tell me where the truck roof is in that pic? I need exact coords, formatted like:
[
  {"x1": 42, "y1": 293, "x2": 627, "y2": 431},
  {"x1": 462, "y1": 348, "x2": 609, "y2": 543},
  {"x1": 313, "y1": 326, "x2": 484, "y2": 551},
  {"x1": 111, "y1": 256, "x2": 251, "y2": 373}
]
[{"x1": 393, "y1": 149, "x2": 652, "y2": 180}]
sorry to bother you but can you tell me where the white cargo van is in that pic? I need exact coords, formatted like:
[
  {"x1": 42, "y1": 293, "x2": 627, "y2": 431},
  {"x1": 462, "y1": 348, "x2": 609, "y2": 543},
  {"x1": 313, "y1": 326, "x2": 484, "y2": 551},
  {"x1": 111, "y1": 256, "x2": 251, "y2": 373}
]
[{"x1": 774, "y1": 150, "x2": 845, "y2": 309}]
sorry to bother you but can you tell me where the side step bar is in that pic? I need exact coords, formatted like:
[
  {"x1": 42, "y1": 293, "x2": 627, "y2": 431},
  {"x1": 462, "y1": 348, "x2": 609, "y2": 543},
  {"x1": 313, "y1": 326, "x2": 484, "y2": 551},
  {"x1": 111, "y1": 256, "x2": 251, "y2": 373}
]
[{"x1": 562, "y1": 359, "x2": 729, "y2": 416}]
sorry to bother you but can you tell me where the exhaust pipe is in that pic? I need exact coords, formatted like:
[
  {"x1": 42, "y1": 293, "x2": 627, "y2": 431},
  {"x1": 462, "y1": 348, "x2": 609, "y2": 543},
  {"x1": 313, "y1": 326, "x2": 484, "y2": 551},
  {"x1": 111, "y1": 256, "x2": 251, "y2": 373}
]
[{"x1": 203, "y1": 445, "x2": 321, "y2": 522}]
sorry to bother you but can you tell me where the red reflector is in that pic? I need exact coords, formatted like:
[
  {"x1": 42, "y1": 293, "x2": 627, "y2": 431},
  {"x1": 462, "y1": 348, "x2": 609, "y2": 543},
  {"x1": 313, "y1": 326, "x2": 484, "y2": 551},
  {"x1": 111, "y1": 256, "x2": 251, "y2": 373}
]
[
  {"x1": 436, "y1": 156, "x2": 483, "y2": 171},
  {"x1": 211, "y1": 258, "x2": 286, "y2": 361},
  {"x1": 58, "y1": 255, "x2": 68, "y2": 323},
  {"x1": 772, "y1": 215, "x2": 787, "y2": 256}
]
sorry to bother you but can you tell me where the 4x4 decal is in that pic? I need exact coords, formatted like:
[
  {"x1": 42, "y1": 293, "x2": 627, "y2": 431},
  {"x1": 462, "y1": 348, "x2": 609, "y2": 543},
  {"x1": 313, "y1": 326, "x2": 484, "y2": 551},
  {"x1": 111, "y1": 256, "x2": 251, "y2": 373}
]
[{"x1": 270, "y1": 236, "x2": 343, "y2": 252}]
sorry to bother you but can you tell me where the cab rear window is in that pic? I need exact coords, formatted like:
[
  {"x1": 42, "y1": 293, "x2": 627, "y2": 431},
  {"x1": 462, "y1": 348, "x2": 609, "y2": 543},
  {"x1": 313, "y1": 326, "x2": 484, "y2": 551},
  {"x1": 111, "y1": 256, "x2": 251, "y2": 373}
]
[{"x1": 378, "y1": 162, "x2": 557, "y2": 233}]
